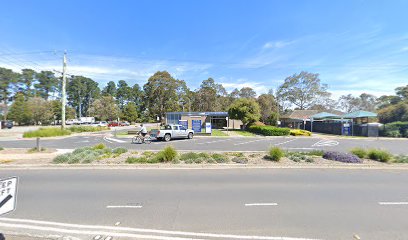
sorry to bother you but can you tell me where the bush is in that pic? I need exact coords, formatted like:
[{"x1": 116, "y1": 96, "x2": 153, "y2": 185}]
[
  {"x1": 350, "y1": 148, "x2": 367, "y2": 158},
  {"x1": 367, "y1": 149, "x2": 392, "y2": 162},
  {"x1": 0, "y1": 147, "x2": 4, "y2": 151},
  {"x1": 23, "y1": 128, "x2": 71, "y2": 138},
  {"x1": 267, "y1": 147, "x2": 284, "y2": 161},
  {"x1": 68, "y1": 126, "x2": 109, "y2": 133},
  {"x1": 153, "y1": 146, "x2": 177, "y2": 162},
  {"x1": 380, "y1": 122, "x2": 408, "y2": 138},
  {"x1": 53, "y1": 154, "x2": 70, "y2": 163},
  {"x1": 198, "y1": 152, "x2": 210, "y2": 159},
  {"x1": 393, "y1": 155, "x2": 408, "y2": 163},
  {"x1": 211, "y1": 153, "x2": 229, "y2": 163},
  {"x1": 92, "y1": 143, "x2": 106, "y2": 150},
  {"x1": 248, "y1": 126, "x2": 290, "y2": 136},
  {"x1": 112, "y1": 147, "x2": 128, "y2": 155},
  {"x1": 126, "y1": 156, "x2": 160, "y2": 164},
  {"x1": 179, "y1": 152, "x2": 200, "y2": 161},
  {"x1": 53, "y1": 146, "x2": 113, "y2": 164},
  {"x1": 306, "y1": 150, "x2": 324, "y2": 156},
  {"x1": 286, "y1": 152, "x2": 313, "y2": 163},
  {"x1": 290, "y1": 129, "x2": 312, "y2": 136},
  {"x1": 231, "y1": 157, "x2": 248, "y2": 164},
  {"x1": 323, "y1": 151, "x2": 362, "y2": 163}
]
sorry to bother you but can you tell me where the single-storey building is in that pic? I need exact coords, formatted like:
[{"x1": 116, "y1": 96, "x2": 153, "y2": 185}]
[{"x1": 165, "y1": 112, "x2": 243, "y2": 133}]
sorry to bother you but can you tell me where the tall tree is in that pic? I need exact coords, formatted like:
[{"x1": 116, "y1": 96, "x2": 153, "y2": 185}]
[
  {"x1": 35, "y1": 71, "x2": 58, "y2": 100},
  {"x1": 228, "y1": 98, "x2": 261, "y2": 127},
  {"x1": 7, "y1": 92, "x2": 31, "y2": 125},
  {"x1": 395, "y1": 85, "x2": 408, "y2": 100},
  {"x1": 116, "y1": 80, "x2": 132, "y2": 109},
  {"x1": 67, "y1": 76, "x2": 100, "y2": 117},
  {"x1": 143, "y1": 71, "x2": 185, "y2": 121},
  {"x1": 277, "y1": 71, "x2": 330, "y2": 110},
  {"x1": 131, "y1": 83, "x2": 144, "y2": 112},
  {"x1": 50, "y1": 100, "x2": 75, "y2": 123},
  {"x1": 337, "y1": 93, "x2": 377, "y2": 113},
  {"x1": 27, "y1": 97, "x2": 54, "y2": 125},
  {"x1": 193, "y1": 78, "x2": 226, "y2": 112},
  {"x1": 89, "y1": 95, "x2": 120, "y2": 121},
  {"x1": 257, "y1": 93, "x2": 277, "y2": 123},
  {"x1": 0, "y1": 67, "x2": 19, "y2": 120},
  {"x1": 102, "y1": 81, "x2": 117, "y2": 97},
  {"x1": 121, "y1": 102, "x2": 139, "y2": 123},
  {"x1": 239, "y1": 87, "x2": 257, "y2": 98},
  {"x1": 20, "y1": 69, "x2": 37, "y2": 98}
]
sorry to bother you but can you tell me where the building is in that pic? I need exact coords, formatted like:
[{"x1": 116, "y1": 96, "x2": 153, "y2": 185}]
[{"x1": 165, "y1": 112, "x2": 242, "y2": 132}]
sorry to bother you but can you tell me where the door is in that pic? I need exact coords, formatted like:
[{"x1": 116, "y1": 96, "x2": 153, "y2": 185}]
[{"x1": 172, "y1": 125, "x2": 181, "y2": 138}]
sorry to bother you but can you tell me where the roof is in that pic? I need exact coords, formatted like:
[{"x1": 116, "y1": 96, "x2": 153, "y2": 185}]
[
  {"x1": 342, "y1": 110, "x2": 377, "y2": 118},
  {"x1": 311, "y1": 112, "x2": 340, "y2": 119},
  {"x1": 280, "y1": 110, "x2": 319, "y2": 120},
  {"x1": 166, "y1": 112, "x2": 228, "y2": 117}
]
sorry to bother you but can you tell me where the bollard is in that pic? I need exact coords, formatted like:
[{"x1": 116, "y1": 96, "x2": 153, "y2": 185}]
[
  {"x1": 353, "y1": 234, "x2": 361, "y2": 240},
  {"x1": 114, "y1": 128, "x2": 117, "y2": 137},
  {"x1": 36, "y1": 137, "x2": 40, "y2": 152}
]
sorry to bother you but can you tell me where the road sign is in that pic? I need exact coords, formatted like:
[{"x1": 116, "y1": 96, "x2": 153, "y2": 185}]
[
  {"x1": 205, "y1": 122, "x2": 212, "y2": 134},
  {"x1": 192, "y1": 120, "x2": 202, "y2": 133},
  {"x1": 0, "y1": 177, "x2": 18, "y2": 216}
]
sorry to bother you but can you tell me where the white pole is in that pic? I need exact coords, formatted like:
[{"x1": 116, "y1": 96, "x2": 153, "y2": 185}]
[{"x1": 61, "y1": 51, "x2": 67, "y2": 129}]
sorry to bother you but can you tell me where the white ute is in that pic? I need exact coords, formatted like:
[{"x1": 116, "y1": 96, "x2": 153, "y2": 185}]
[{"x1": 150, "y1": 124, "x2": 194, "y2": 142}]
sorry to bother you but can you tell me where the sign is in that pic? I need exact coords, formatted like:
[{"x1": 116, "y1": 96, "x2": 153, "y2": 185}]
[
  {"x1": 156, "y1": 116, "x2": 160, "y2": 122},
  {"x1": 0, "y1": 177, "x2": 18, "y2": 216},
  {"x1": 192, "y1": 120, "x2": 202, "y2": 133},
  {"x1": 179, "y1": 120, "x2": 188, "y2": 129},
  {"x1": 205, "y1": 122, "x2": 212, "y2": 134}
]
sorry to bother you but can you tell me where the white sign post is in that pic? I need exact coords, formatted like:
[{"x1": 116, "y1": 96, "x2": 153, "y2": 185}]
[{"x1": 0, "y1": 177, "x2": 18, "y2": 216}]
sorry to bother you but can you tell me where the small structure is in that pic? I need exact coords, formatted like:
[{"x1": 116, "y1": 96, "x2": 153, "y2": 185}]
[
  {"x1": 280, "y1": 110, "x2": 319, "y2": 129},
  {"x1": 341, "y1": 110, "x2": 379, "y2": 137}
]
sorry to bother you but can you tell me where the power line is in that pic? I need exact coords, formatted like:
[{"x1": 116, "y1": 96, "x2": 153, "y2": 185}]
[{"x1": 0, "y1": 50, "x2": 60, "y2": 57}]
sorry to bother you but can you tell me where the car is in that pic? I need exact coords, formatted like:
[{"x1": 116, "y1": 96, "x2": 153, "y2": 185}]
[
  {"x1": 1, "y1": 120, "x2": 13, "y2": 129},
  {"x1": 108, "y1": 121, "x2": 124, "y2": 127},
  {"x1": 149, "y1": 124, "x2": 194, "y2": 142},
  {"x1": 92, "y1": 121, "x2": 108, "y2": 127},
  {"x1": 121, "y1": 121, "x2": 130, "y2": 126}
]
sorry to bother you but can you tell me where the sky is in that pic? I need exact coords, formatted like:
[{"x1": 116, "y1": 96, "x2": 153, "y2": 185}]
[{"x1": 1, "y1": 0, "x2": 408, "y2": 99}]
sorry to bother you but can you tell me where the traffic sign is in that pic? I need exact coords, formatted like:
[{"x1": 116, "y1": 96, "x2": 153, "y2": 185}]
[{"x1": 0, "y1": 177, "x2": 18, "y2": 216}]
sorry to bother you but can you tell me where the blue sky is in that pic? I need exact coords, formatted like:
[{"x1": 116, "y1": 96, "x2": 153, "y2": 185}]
[{"x1": 1, "y1": 0, "x2": 408, "y2": 99}]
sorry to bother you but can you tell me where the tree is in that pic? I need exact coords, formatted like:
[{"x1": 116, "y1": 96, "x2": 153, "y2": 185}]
[
  {"x1": 102, "y1": 81, "x2": 117, "y2": 97},
  {"x1": 378, "y1": 102, "x2": 408, "y2": 123},
  {"x1": 228, "y1": 98, "x2": 261, "y2": 127},
  {"x1": 7, "y1": 93, "x2": 31, "y2": 125},
  {"x1": 337, "y1": 93, "x2": 378, "y2": 113},
  {"x1": 50, "y1": 100, "x2": 75, "y2": 123},
  {"x1": 395, "y1": 85, "x2": 408, "y2": 100},
  {"x1": 377, "y1": 95, "x2": 402, "y2": 109},
  {"x1": 143, "y1": 71, "x2": 186, "y2": 121},
  {"x1": 130, "y1": 83, "x2": 143, "y2": 110},
  {"x1": 257, "y1": 93, "x2": 277, "y2": 124},
  {"x1": 116, "y1": 80, "x2": 132, "y2": 109},
  {"x1": 193, "y1": 78, "x2": 226, "y2": 111},
  {"x1": 0, "y1": 67, "x2": 19, "y2": 120},
  {"x1": 67, "y1": 76, "x2": 100, "y2": 117},
  {"x1": 277, "y1": 71, "x2": 330, "y2": 110},
  {"x1": 89, "y1": 95, "x2": 120, "y2": 121},
  {"x1": 121, "y1": 102, "x2": 139, "y2": 123},
  {"x1": 34, "y1": 71, "x2": 58, "y2": 100},
  {"x1": 20, "y1": 69, "x2": 37, "y2": 98},
  {"x1": 27, "y1": 97, "x2": 53, "y2": 125},
  {"x1": 239, "y1": 87, "x2": 256, "y2": 98}
]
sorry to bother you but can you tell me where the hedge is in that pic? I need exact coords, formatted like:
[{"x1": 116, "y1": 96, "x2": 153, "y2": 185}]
[
  {"x1": 380, "y1": 121, "x2": 408, "y2": 138},
  {"x1": 248, "y1": 126, "x2": 290, "y2": 136},
  {"x1": 290, "y1": 129, "x2": 312, "y2": 136}
]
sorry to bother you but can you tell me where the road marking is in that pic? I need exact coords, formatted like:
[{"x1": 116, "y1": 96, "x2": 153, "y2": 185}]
[
  {"x1": 104, "y1": 137, "x2": 126, "y2": 143},
  {"x1": 103, "y1": 136, "x2": 113, "y2": 143},
  {"x1": 115, "y1": 221, "x2": 121, "y2": 226},
  {"x1": 378, "y1": 202, "x2": 408, "y2": 205},
  {"x1": 106, "y1": 205, "x2": 142, "y2": 209},
  {"x1": 77, "y1": 140, "x2": 90, "y2": 143},
  {"x1": 234, "y1": 139, "x2": 266, "y2": 146},
  {"x1": 274, "y1": 139, "x2": 297, "y2": 146},
  {"x1": 94, "y1": 235, "x2": 102, "y2": 240},
  {"x1": 0, "y1": 217, "x2": 322, "y2": 240},
  {"x1": 312, "y1": 139, "x2": 339, "y2": 147},
  {"x1": 105, "y1": 237, "x2": 113, "y2": 240},
  {"x1": 197, "y1": 139, "x2": 230, "y2": 145},
  {"x1": 245, "y1": 203, "x2": 278, "y2": 207}
]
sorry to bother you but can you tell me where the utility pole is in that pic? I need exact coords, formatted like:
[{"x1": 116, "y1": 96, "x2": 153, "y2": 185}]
[{"x1": 61, "y1": 51, "x2": 67, "y2": 129}]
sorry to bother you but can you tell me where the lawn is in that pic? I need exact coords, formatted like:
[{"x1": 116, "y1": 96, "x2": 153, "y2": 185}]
[
  {"x1": 232, "y1": 130, "x2": 256, "y2": 137},
  {"x1": 211, "y1": 129, "x2": 228, "y2": 136}
]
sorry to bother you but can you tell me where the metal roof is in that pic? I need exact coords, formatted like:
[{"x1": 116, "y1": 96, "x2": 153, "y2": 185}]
[
  {"x1": 280, "y1": 110, "x2": 319, "y2": 120},
  {"x1": 166, "y1": 112, "x2": 228, "y2": 116},
  {"x1": 342, "y1": 110, "x2": 377, "y2": 118},
  {"x1": 311, "y1": 112, "x2": 340, "y2": 119}
]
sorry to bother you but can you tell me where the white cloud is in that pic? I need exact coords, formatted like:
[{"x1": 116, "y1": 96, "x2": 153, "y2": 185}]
[
  {"x1": 263, "y1": 40, "x2": 294, "y2": 49},
  {"x1": 221, "y1": 80, "x2": 269, "y2": 95}
]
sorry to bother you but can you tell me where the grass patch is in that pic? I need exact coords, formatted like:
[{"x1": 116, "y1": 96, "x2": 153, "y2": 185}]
[
  {"x1": 227, "y1": 152, "x2": 244, "y2": 157},
  {"x1": 151, "y1": 146, "x2": 178, "y2": 162},
  {"x1": 350, "y1": 148, "x2": 367, "y2": 158},
  {"x1": 27, "y1": 147, "x2": 46, "y2": 153},
  {"x1": 112, "y1": 147, "x2": 128, "y2": 155},
  {"x1": 23, "y1": 128, "x2": 71, "y2": 138},
  {"x1": 233, "y1": 130, "x2": 256, "y2": 137},
  {"x1": 92, "y1": 143, "x2": 106, "y2": 150},
  {"x1": 53, "y1": 143, "x2": 113, "y2": 164},
  {"x1": 180, "y1": 152, "x2": 200, "y2": 161},
  {"x1": 68, "y1": 126, "x2": 110, "y2": 133},
  {"x1": 126, "y1": 156, "x2": 160, "y2": 164},
  {"x1": 305, "y1": 150, "x2": 324, "y2": 156},
  {"x1": 267, "y1": 147, "x2": 284, "y2": 161},
  {"x1": 211, "y1": 153, "x2": 229, "y2": 163},
  {"x1": 211, "y1": 129, "x2": 228, "y2": 136},
  {"x1": 393, "y1": 155, "x2": 408, "y2": 163},
  {"x1": 286, "y1": 152, "x2": 314, "y2": 163},
  {"x1": 367, "y1": 149, "x2": 392, "y2": 163},
  {"x1": 0, "y1": 147, "x2": 4, "y2": 151}
]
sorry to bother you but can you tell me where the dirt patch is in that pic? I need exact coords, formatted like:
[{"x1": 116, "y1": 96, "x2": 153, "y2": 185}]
[{"x1": 0, "y1": 148, "x2": 58, "y2": 164}]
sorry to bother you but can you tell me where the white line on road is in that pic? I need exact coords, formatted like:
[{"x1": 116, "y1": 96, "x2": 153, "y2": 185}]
[
  {"x1": 106, "y1": 205, "x2": 143, "y2": 208},
  {"x1": 0, "y1": 217, "x2": 321, "y2": 240},
  {"x1": 274, "y1": 139, "x2": 297, "y2": 146},
  {"x1": 234, "y1": 139, "x2": 267, "y2": 146},
  {"x1": 197, "y1": 139, "x2": 230, "y2": 145},
  {"x1": 104, "y1": 137, "x2": 126, "y2": 143},
  {"x1": 245, "y1": 203, "x2": 278, "y2": 206},
  {"x1": 378, "y1": 202, "x2": 408, "y2": 205},
  {"x1": 103, "y1": 136, "x2": 113, "y2": 143},
  {"x1": 312, "y1": 139, "x2": 339, "y2": 147}
]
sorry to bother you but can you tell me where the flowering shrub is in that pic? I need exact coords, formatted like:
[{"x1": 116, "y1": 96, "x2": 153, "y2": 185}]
[
  {"x1": 323, "y1": 151, "x2": 362, "y2": 163},
  {"x1": 290, "y1": 129, "x2": 312, "y2": 136}
]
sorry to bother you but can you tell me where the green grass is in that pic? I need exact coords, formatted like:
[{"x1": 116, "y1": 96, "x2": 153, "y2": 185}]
[
  {"x1": 211, "y1": 129, "x2": 228, "y2": 136},
  {"x1": 23, "y1": 128, "x2": 71, "y2": 138},
  {"x1": 68, "y1": 126, "x2": 110, "y2": 133},
  {"x1": 179, "y1": 152, "x2": 201, "y2": 161},
  {"x1": 305, "y1": 150, "x2": 324, "y2": 156},
  {"x1": 0, "y1": 147, "x2": 4, "y2": 151},
  {"x1": 267, "y1": 147, "x2": 284, "y2": 161},
  {"x1": 27, "y1": 147, "x2": 46, "y2": 153},
  {"x1": 126, "y1": 156, "x2": 160, "y2": 164},
  {"x1": 393, "y1": 155, "x2": 408, "y2": 163},
  {"x1": 350, "y1": 148, "x2": 367, "y2": 158},
  {"x1": 285, "y1": 152, "x2": 314, "y2": 163},
  {"x1": 367, "y1": 149, "x2": 392, "y2": 163},
  {"x1": 233, "y1": 130, "x2": 256, "y2": 137},
  {"x1": 211, "y1": 153, "x2": 229, "y2": 163}
]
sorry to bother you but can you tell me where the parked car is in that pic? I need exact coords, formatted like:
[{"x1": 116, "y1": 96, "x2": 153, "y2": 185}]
[
  {"x1": 108, "y1": 121, "x2": 124, "y2": 127},
  {"x1": 66, "y1": 119, "x2": 81, "y2": 125},
  {"x1": 121, "y1": 121, "x2": 130, "y2": 126},
  {"x1": 1, "y1": 120, "x2": 13, "y2": 129},
  {"x1": 92, "y1": 121, "x2": 108, "y2": 127},
  {"x1": 79, "y1": 117, "x2": 95, "y2": 124},
  {"x1": 150, "y1": 124, "x2": 194, "y2": 142}
]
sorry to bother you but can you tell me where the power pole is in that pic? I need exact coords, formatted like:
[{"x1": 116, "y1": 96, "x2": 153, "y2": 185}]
[{"x1": 61, "y1": 51, "x2": 67, "y2": 129}]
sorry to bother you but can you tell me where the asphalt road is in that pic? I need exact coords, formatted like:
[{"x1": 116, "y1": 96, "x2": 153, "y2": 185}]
[
  {"x1": 1, "y1": 133, "x2": 408, "y2": 154},
  {"x1": 0, "y1": 169, "x2": 407, "y2": 240}
]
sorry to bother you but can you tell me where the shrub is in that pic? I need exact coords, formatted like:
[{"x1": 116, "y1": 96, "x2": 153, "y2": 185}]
[
  {"x1": 380, "y1": 122, "x2": 408, "y2": 138},
  {"x1": 198, "y1": 152, "x2": 210, "y2": 159},
  {"x1": 53, "y1": 146, "x2": 112, "y2": 164},
  {"x1": 393, "y1": 155, "x2": 408, "y2": 163},
  {"x1": 350, "y1": 148, "x2": 367, "y2": 159},
  {"x1": 306, "y1": 150, "x2": 324, "y2": 156},
  {"x1": 142, "y1": 151, "x2": 155, "y2": 157},
  {"x1": 23, "y1": 128, "x2": 71, "y2": 138},
  {"x1": 112, "y1": 147, "x2": 128, "y2": 155},
  {"x1": 231, "y1": 157, "x2": 248, "y2": 164},
  {"x1": 126, "y1": 156, "x2": 160, "y2": 164},
  {"x1": 0, "y1": 147, "x2": 4, "y2": 151},
  {"x1": 323, "y1": 151, "x2": 362, "y2": 163},
  {"x1": 92, "y1": 143, "x2": 106, "y2": 150},
  {"x1": 154, "y1": 146, "x2": 177, "y2": 162},
  {"x1": 248, "y1": 126, "x2": 290, "y2": 136},
  {"x1": 27, "y1": 147, "x2": 46, "y2": 153},
  {"x1": 53, "y1": 154, "x2": 70, "y2": 163},
  {"x1": 290, "y1": 129, "x2": 312, "y2": 136},
  {"x1": 268, "y1": 147, "x2": 284, "y2": 161},
  {"x1": 367, "y1": 149, "x2": 392, "y2": 162},
  {"x1": 227, "y1": 152, "x2": 244, "y2": 157},
  {"x1": 211, "y1": 153, "x2": 229, "y2": 163},
  {"x1": 68, "y1": 126, "x2": 109, "y2": 133},
  {"x1": 179, "y1": 152, "x2": 200, "y2": 161},
  {"x1": 286, "y1": 152, "x2": 313, "y2": 163}
]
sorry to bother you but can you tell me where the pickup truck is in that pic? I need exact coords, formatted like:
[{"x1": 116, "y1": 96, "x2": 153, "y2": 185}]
[{"x1": 150, "y1": 124, "x2": 194, "y2": 142}]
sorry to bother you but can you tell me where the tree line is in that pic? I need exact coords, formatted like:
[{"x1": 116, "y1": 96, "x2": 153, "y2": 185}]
[{"x1": 0, "y1": 66, "x2": 407, "y2": 125}]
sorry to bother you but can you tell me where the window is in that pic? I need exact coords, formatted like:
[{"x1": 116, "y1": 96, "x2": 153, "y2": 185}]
[
  {"x1": 173, "y1": 126, "x2": 179, "y2": 130},
  {"x1": 180, "y1": 126, "x2": 186, "y2": 131}
]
